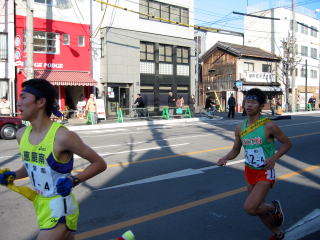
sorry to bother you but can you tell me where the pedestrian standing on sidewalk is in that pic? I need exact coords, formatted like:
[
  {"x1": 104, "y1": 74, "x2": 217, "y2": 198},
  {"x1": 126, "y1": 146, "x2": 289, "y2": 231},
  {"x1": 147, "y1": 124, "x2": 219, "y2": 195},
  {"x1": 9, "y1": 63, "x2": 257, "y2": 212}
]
[
  {"x1": 189, "y1": 94, "x2": 196, "y2": 116},
  {"x1": 218, "y1": 88, "x2": 292, "y2": 240},
  {"x1": 0, "y1": 79, "x2": 107, "y2": 240},
  {"x1": 168, "y1": 91, "x2": 176, "y2": 117},
  {"x1": 270, "y1": 97, "x2": 276, "y2": 116},
  {"x1": 134, "y1": 93, "x2": 145, "y2": 117},
  {"x1": 85, "y1": 94, "x2": 97, "y2": 124},
  {"x1": 227, "y1": 93, "x2": 236, "y2": 118}
]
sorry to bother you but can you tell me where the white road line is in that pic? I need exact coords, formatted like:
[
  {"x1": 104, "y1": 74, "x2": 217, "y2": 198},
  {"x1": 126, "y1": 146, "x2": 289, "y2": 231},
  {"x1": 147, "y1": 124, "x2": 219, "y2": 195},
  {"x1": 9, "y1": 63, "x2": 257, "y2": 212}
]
[
  {"x1": 0, "y1": 155, "x2": 20, "y2": 159},
  {"x1": 91, "y1": 133, "x2": 213, "y2": 149},
  {"x1": 94, "y1": 159, "x2": 245, "y2": 191},
  {"x1": 279, "y1": 120, "x2": 320, "y2": 128},
  {"x1": 75, "y1": 142, "x2": 190, "y2": 159},
  {"x1": 285, "y1": 208, "x2": 320, "y2": 240}
]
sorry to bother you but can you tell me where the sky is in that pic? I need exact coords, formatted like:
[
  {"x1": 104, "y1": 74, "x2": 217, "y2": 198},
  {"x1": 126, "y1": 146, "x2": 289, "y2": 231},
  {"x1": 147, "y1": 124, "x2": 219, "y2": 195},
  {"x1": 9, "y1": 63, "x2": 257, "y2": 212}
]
[{"x1": 194, "y1": 0, "x2": 320, "y2": 32}]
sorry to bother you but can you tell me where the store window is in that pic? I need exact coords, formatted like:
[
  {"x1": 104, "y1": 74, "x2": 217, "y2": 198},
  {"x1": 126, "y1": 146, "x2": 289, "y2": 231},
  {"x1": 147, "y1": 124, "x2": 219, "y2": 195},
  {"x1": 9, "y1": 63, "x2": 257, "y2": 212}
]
[
  {"x1": 0, "y1": 33, "x2": 8, "y2": 60},
  {"x1": 33, "y1": 31, "x2": 59, "y2": 54},
  {"x1": 0, "y1": 80, "x2": 10, "y2": 115}
]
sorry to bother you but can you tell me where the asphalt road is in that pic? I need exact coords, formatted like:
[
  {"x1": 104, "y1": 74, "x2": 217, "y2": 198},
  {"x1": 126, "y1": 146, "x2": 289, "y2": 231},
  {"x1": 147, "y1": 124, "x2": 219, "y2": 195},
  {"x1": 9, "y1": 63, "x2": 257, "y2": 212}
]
[{"x1": 0, "y1": 114, "x2": 319, "y2": 240}]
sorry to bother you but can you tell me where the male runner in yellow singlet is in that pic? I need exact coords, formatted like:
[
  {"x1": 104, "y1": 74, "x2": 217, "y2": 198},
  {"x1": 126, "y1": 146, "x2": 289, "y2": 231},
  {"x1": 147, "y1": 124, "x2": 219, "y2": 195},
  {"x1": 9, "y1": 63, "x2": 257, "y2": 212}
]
[
  {"x1": 217, "y1": 88, "x2": 292, "y2": 240},
  {"x1": 0, "y1": 79, "x2": 106, "y2": 240}
]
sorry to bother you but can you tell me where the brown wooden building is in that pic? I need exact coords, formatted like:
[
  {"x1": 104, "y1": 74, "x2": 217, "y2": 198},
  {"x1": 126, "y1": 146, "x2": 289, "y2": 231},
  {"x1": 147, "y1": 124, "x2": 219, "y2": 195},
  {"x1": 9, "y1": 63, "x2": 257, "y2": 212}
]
[{"x1": 200, "y1": 41, "x2": 281, "y2": 112}]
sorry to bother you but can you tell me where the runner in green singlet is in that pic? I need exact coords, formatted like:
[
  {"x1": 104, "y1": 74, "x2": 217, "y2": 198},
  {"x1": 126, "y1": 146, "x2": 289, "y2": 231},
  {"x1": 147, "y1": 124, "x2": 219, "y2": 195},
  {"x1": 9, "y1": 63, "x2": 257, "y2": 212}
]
[
  {"x1": 0, "y1": 79, "x2": 106, "y2": 240},
  {"x1": 217, "y1": 88, "x2": 292, "y2": 240}
]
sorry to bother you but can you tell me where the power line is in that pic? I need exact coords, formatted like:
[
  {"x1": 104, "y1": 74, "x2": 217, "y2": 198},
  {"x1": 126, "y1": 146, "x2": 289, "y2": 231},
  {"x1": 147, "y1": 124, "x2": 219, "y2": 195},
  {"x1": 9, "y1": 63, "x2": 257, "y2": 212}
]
[
  {"x1": 94, "y1": 0, "x2": 219, "y2": 32},
  {"x1": 233, "y1": 11, "x2": 280, "y2": 20}
]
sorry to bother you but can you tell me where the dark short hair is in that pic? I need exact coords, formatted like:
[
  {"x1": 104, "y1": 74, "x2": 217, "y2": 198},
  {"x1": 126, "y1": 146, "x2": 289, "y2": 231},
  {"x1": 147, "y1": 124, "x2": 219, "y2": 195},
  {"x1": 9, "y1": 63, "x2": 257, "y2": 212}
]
[
  {"x1": 22, "y1": 79, "x2": 57, "y2": 117},
  {"x1": 246, "y1": 88, "x2": 266, "y2": 105},
  {"x1": 137, "y1": 93, "x2": 141, "y2": 96}
]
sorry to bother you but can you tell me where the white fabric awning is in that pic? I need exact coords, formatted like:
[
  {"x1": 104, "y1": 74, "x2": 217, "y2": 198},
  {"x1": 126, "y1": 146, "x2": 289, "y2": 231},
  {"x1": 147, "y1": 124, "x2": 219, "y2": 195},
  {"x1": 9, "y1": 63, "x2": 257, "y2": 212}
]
[{"x1": 240, "y1": 85, "x2": 283, "y2": 92}]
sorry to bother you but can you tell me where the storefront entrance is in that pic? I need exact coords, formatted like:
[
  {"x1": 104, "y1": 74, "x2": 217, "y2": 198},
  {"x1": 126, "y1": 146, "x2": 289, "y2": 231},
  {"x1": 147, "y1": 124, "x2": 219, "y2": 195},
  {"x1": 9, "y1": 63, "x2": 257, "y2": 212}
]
[{"x1": 106, "y1": 84, "x2": 130, "y2": 116}]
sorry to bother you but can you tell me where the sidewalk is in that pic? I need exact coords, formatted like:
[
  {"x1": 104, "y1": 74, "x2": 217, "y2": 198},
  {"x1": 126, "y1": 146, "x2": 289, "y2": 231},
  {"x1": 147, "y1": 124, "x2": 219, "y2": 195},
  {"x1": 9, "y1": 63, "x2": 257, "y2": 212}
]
[{"x1": 65, "y1": 110, "x2": 320, "y2": 131}]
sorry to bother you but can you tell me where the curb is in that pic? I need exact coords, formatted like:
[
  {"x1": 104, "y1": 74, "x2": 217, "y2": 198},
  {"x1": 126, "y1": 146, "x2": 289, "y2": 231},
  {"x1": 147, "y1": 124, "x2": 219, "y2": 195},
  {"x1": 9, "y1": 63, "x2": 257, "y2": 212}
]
[
  {"x1": 68, "y1": 116, "x2": 223, "y2": 131},
  {"x1": 67, "y1": 111, "x2": 320, "y2": 131}
]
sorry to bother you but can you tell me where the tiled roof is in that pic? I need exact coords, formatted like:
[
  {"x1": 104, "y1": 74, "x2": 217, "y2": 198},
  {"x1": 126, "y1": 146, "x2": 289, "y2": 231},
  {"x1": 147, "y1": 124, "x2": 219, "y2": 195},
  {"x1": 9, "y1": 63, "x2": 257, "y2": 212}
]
[{"x1": 201, "y1": 41, "x2": 280, "y2": 61}]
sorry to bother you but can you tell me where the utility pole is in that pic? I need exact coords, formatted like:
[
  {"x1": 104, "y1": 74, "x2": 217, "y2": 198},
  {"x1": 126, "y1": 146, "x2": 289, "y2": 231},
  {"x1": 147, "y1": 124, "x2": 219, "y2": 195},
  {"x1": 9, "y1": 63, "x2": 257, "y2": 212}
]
[
  {"x1": 305, "y1": 59, "x2": 308, "y2": 111},
  {"x1": 195, "y1": 32, "x2": 199, "y2": 110},
  {"x1": 291, "y1": 0, "x2": 296, "y2": 112},
  {"x1": 25, "y1": 0, "x2": 34, "y2": 80}
]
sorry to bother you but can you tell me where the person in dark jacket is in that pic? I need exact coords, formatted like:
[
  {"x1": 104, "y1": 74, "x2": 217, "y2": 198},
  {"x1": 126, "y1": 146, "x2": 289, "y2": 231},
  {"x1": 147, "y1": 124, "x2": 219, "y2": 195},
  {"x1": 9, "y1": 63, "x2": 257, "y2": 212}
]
[
  {"x1": 227, "y1": 93, "x2": 236, "y2": 118},
  {"x1": 168, "y1": 91, "x2": 176, "y2": 117},
  {"x1": 134, "y1": 94, "x2": 145, "y2": 117}
]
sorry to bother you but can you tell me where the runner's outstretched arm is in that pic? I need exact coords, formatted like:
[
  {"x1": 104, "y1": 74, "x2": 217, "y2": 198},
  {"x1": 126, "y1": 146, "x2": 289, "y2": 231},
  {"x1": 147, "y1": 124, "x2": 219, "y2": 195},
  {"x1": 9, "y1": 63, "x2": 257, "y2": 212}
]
[
  {"x1": 264, "y1": 122, "x2": 292, "y2": 170},
  {"x1": 55, "y1": 128, "x2": 107, "y2": 182},
  {"x1": 217, "y1": 124, "x2": 242, "y2": 166}
]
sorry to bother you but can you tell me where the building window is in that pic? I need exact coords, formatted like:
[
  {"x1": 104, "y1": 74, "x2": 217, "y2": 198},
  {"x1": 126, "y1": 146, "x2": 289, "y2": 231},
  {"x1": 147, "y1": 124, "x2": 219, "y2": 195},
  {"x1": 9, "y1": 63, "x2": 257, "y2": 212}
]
[
  {"x1": 290, "y1": 68, "x2": 298, "y2": 77},
  {"x1": 33, "y1": 31, "x2": 59, "y2": 54},
  {"x1": 170, "y1": 5, "x2": 180, "y2": 22},
  {"x1": 262, "y1": 64, "x2": 271, "y2": 72},
  {"x1": 300, "y1": 24, "x2": 308, "y2": 35},
  {"x1": 34, "y1": 0, "x2": 52, "y2": 4},
  {"x1": 78, "y1": 36, "x2": 85, "y2": 47},
  {"x1": 139, "y1": 0, "x2": 189, "y2": 25},
  {"x1": 290, "y1": 20, "x2": 298, "y2": 32},
  {"x1": 310, "y1": 70, "x2": 317, "y2": 78},
  {"x1": 301, "y1": 68, "x2": 306, "y2": 77},
  {"x1": 310, "y1": 26, "x2": 318, "y2": 37},
  {"x1": 311, "y1": 48, "x2": 317, "y2": 59},
  {"x1": 176, "y1": 47, "x2": 189, "y2": 64},
  {"x1": 159, "y1": 44, "x2": 172, "y2": 62},
  {"x1": 140, "y1": 42, "x2": 154, "y2": 61},
  {"x1": 244, "y1": 62, "x2": 254, "y2": 71},
  {"x1": 301, "y1": 46, "x2": 308, "y2": 56},
  {"x1": 0, "y1": 33, "x2": 8, "y2": 60},
  {"x1": 149, "y1": 1, "x2": 160, "y2": 22},
  {"x1": 160, "y1": 3, "x2": 169, "y2": 23},
  {"x1": 62, "y1": 34, "x2": 70, "y2": 45},
  {"x1": 101, "y1": 37, "x2": 104, "y2": 57}
]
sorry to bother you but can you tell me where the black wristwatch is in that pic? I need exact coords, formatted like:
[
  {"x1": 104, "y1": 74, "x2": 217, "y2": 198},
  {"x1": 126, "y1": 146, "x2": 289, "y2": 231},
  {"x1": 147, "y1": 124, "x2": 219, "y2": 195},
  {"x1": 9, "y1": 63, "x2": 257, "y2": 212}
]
[{"x1": 70, "y1": 176, "x2": 81, "y2": 187}]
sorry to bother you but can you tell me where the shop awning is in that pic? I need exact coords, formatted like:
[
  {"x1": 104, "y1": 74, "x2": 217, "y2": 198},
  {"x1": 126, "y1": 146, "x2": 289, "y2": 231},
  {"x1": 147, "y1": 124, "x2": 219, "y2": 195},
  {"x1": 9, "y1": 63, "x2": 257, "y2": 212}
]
[
  {"x1": 34, "y1": 70, "x2": 97, "y2": 86},
  {"x1": 240, "y1": 85, "x2": 283, "y2": 92}
]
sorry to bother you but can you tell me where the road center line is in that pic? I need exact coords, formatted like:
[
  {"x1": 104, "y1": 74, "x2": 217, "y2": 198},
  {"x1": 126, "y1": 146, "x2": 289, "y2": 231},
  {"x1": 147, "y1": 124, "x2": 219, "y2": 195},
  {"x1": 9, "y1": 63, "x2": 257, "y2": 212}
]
[{"x1": 75, "y1": 164, "x2": 320, "y2": 240}]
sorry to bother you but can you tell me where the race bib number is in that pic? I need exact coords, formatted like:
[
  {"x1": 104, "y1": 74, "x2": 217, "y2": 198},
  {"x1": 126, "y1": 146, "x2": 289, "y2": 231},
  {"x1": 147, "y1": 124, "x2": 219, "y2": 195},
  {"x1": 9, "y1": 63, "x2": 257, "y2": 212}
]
[{"x1": 245, "y1": 147, "x2": 266, "y2": 168}]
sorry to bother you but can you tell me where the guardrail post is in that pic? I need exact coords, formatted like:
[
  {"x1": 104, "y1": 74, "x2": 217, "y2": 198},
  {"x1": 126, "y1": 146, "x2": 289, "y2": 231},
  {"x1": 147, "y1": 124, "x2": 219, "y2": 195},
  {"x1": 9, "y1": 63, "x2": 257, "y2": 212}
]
[
  {"x1": 184, "y1": 107, "x2": 192, "y2": 118},
  {"x1": 86, "y1": 112, "x2": 96, "y2": 125},
  {"x1": 161, "y1": 107, "x2": 170, "y2": 120},
  {"x1": 117, "y1": 108, "x2": 124, "y2": 123}
]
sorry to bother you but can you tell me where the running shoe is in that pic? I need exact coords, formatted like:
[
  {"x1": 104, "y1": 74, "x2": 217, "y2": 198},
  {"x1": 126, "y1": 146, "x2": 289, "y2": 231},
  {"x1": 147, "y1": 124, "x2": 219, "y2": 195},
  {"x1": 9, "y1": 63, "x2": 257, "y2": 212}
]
[
  {"x1": 272, "y1": 200, "x2": 284, "y2": 227},
  {"x1": 268, "y1": 231, "x2": 285, "y2": 240}
]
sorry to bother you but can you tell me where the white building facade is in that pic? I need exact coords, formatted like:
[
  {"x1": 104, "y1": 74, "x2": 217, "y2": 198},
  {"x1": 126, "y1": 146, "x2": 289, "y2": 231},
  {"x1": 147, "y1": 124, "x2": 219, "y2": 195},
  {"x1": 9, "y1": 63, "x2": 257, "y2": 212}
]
[
  {"x1": 0, "y1": 0, "x2": 15, "y2": 115},
  {"x1": 92, "y1": 0, "x2": 195, "y2": 115},
  {"x1": 244, "y1": 7, "x2": 320, "y2": 110}
]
